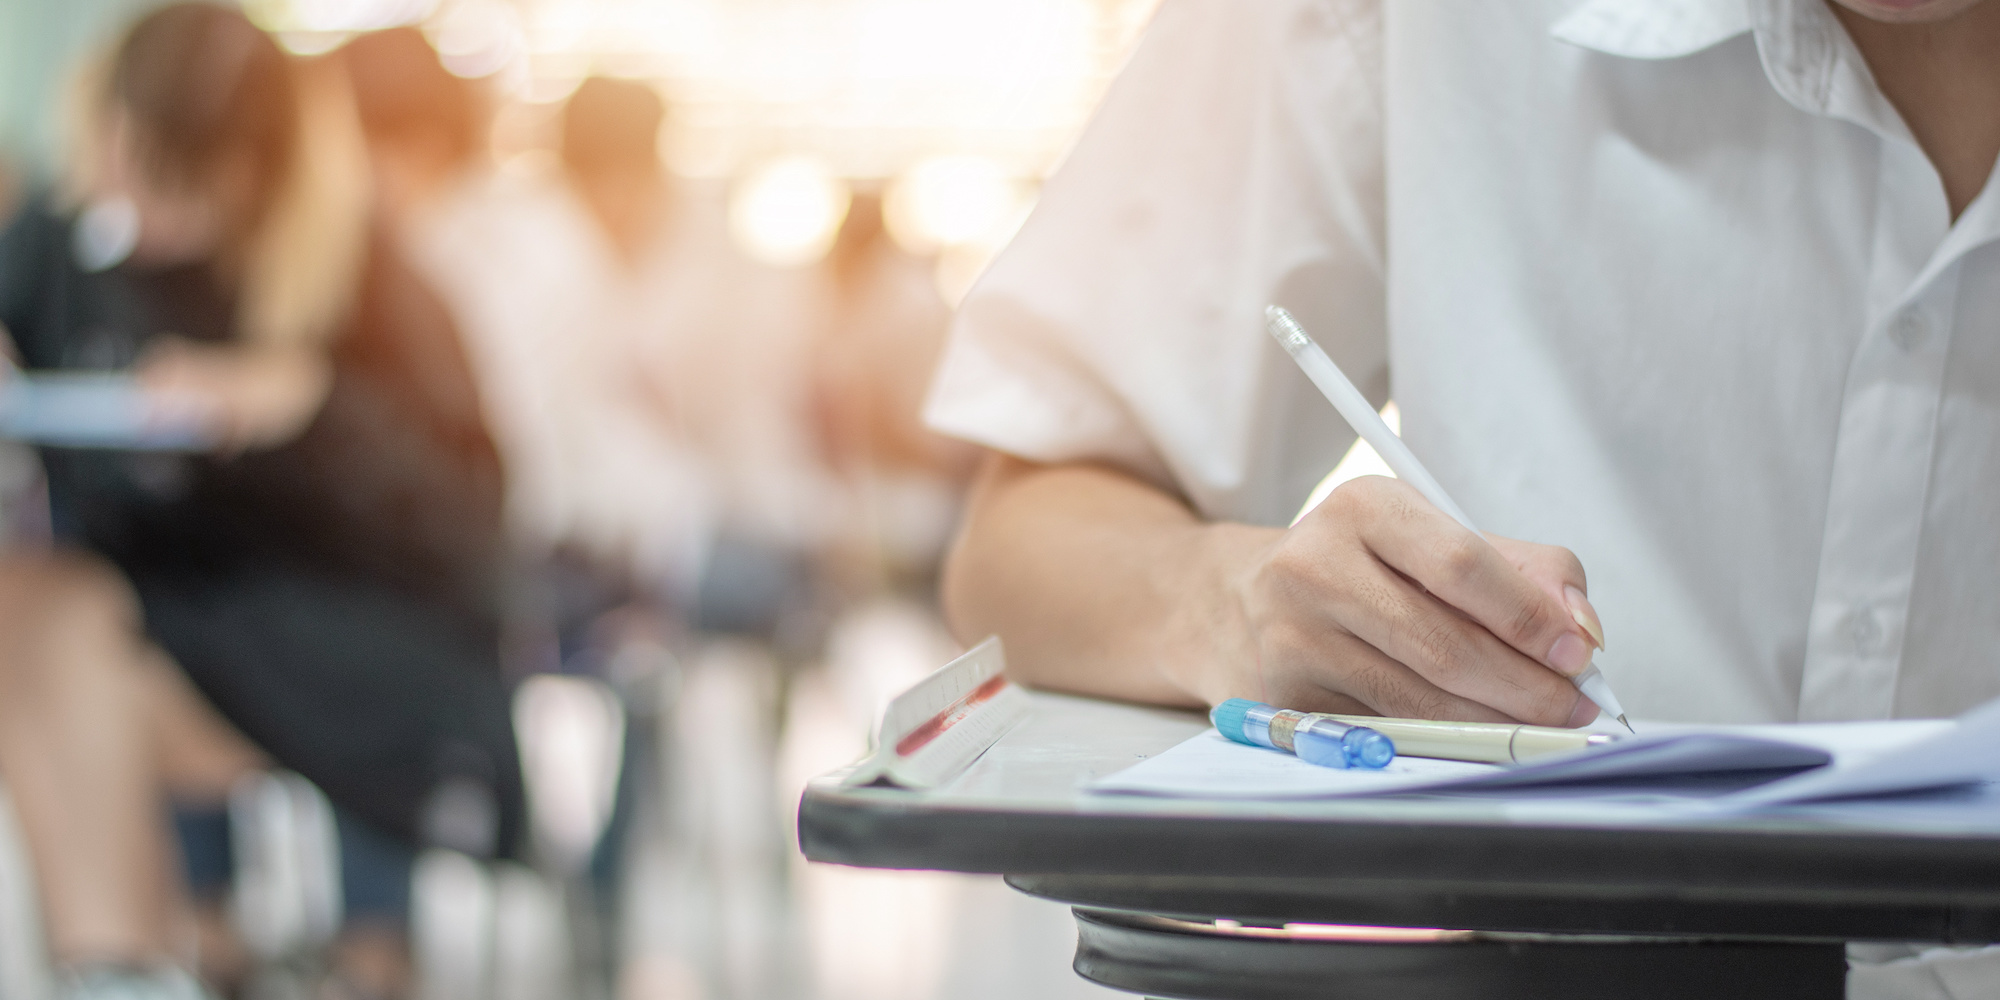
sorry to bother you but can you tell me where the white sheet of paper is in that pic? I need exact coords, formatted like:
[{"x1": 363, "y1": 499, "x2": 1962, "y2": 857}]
[
  {"x1": 1092, "y1": 730, "x2": 1496, "y2": 799},
  {"x1": 1091, "y1": 714, "x2": 1972, "y2": 805},
  {"x1": 1710, "y1": 698, "x2": 2000, "y2": 810},
  {"x1": 1638, "y1": 719, "x2": 1952, "y2": 767}
]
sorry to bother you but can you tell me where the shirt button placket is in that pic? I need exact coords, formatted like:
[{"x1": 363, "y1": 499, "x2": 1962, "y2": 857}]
[
  {"x1": 1797, "y1": 133, "x2": 1959, "y2": 722},
  {"x1": 1798, "y1": 281, "x2": 1956, "y2": 721}
]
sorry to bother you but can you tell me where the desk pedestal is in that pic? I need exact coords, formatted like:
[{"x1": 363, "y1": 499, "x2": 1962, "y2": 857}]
[{"x1": 1070, "y1": 909, "x2": 1845, "y2": 1000}]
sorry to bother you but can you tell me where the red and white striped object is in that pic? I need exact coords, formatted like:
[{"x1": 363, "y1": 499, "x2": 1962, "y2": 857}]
[{"x1": 845, "y1": 636, "x2": 1030, "y2": 790}]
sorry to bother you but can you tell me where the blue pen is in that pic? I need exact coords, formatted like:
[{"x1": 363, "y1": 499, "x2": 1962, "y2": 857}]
[{"x1": 1211, "y1": 698, "x2": 1396, "y2": 770}]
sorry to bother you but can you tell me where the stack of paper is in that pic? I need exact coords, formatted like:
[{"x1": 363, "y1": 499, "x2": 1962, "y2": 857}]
[{"x1": 1093, "y1": 696, "x2": 2000, "y2": 814}]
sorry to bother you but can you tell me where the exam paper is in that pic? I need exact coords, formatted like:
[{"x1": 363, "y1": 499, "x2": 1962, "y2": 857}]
[
  {"x1": 1092, "y1": 714, "x2": 1971, "y2": 803},
  {"x1": 1710, "y1": 697, "x2": 2000, "y2": 810},
  {"x1": 1091, "y1": 730, "x2": 1496, "y2": 799},
  {"x1": 1093, "y1": 729, "x2": 1833, "y2": 799}
]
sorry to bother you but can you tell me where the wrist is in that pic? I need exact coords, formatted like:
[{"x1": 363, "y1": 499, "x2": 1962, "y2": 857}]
[{"x1": 1156, "y1": 520, "x2": 1280, "y2": 707}]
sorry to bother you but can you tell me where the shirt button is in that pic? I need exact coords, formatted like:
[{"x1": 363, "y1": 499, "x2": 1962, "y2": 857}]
[
  {"x1": 1842, "y1": 607, "x2": 1887, "y2": 655},
  {"x1": 1888, "y1": 310, "x2": 1930, "y2": 352}
]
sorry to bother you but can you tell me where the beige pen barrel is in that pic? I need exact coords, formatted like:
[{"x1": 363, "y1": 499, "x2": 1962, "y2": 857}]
[{"x1": 1315, "y1": 715, "x2": 1613, "y2": 764}]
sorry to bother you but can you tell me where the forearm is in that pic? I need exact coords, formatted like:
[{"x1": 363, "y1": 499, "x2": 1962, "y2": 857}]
[{"x1": 940, "y1": 452, "x2": 1276, "y2": 708}]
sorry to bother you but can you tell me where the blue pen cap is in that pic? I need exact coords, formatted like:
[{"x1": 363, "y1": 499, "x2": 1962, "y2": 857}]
[
  {"x1": 1294, "y1": 719, "x2": 1396, "y2": 770},
  {"x1": 1349, "y1": 728, "x2": 1396, "y2": 768},
  {"x1": 1210, "y1": 699, "x2": 1256, "y2": 745}
]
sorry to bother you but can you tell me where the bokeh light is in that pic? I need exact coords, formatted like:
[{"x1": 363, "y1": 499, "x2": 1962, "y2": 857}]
[
  {"x1": 244, "y1": 0, "x2": 1160, "y2": 265},
  {"x1": 424, "y1": 0, "x2": 526, "y2": 79},
  {"x1": 883, "y1": 154, "x2": 1021, "y2": 255},
  {"x1": 250, "y1": 0, "x2": 1159, "y2": 176},
  {"x1": 246, "y1": 0, "x2": 438, "y2": 32},
  {"x1": 247, "y1": 0, "x2": 438, "y2": 54},
  {"x1": 729, "y1": 157, "x2": 853, "y2": 267}
]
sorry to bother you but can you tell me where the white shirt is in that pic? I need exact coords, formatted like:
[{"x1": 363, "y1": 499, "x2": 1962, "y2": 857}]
[
  {"x1": 928, "y1": 0, "x2": 2000, "y2": 725},
  {"x1": 926, "y1": 1, "x2": 2000, "y2": 992}
]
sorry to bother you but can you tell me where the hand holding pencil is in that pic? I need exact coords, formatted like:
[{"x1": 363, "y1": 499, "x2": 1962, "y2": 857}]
[
  {"x1": 1182, "y1": 308, "x2": 1620, "y2": 731},
  {"x1": 1254, "y1": 306, "x2": 1627, "y2": 730}
]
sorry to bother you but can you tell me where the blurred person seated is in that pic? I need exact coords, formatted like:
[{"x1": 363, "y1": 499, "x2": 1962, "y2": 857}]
[
  {"x1": 336, "y1": 28, "x2": 486, "y2": 233},
  {"x1": 349, "y1": 43, "x2": 825, "y2": 646},
  {"x1": 346, "y1": 38, "x2": 713, "y2": 638},
  {"x1": 808, "y1": 193, "x2": 977, "y2": 596},
  {"x1": 552, "y1": 77, "x2": 821, "y2": 638},
  {"x1": 0, "y1": 5, "x2": 524, "y2": 996},
  {"x1": 558, "y1": 78, "x2": 673, "y2": 270}
]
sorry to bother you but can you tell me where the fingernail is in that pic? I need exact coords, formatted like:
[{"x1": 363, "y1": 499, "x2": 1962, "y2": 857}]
[
  {"x1": 1564, "y1": 585, "x2": 1605, "y2": 651},
  {"x1": 1546, "y1": 632, "x2": 1592, "y2": 677},
  {"x1": 1566, "y1": 693, "x2": 1603, "y2": 729}
]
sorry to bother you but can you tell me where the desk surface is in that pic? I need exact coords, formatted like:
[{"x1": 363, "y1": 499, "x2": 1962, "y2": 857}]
[{"x1": 798, "y1": 692, "x2": 2000, "y2": 943}]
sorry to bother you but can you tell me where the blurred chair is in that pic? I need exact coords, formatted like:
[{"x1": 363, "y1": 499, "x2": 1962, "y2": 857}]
[
  {"x1": 514, "y1": 675, "x2": 626, "y2": 878},
  {"x1": 0, "y1": 714, "x2": 624, "y2": 1000},
  {"x1": 229, "y1": 773, "x2": 341, "y2": 1000},
  {"x1": 0, "y1": 786, "x2": 54, "y2": 1000},
  {"x1": 413, "y1": 674, "x2": 627, "y2": 1000},
  {"x1": 411, "y1": 851, "x2": 570, "y2": 1000}
]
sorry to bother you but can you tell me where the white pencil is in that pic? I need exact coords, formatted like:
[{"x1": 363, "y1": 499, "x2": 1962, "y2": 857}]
[{"x1": 1264, "y1": 305, "x2": 1632, "y2": 732}]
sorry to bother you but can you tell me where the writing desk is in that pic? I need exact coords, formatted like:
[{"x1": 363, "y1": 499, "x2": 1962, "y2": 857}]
[
  {"x1": 798, "y1": 691, "x2": 2000, "y2": 999},
  {"x1": 796, "y1": 696, "x2": 2000, "y2": 1000}
]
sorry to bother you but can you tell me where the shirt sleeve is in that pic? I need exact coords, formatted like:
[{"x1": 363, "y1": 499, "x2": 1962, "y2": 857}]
[{"x1": 923, "y1": 0, "x2": 1388, "y2": 526}]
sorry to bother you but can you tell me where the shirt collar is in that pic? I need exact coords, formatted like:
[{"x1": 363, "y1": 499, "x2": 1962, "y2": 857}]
[
  {"x1": 1744, "y1": 0, "x2": 1910, "y2": 143},
  {"x1": 1550, "y1": 0, "x2": 1752, "y2": 60},
  {"x1": 1553, "y1": 0, "x2": 1912, "y2": 145}
]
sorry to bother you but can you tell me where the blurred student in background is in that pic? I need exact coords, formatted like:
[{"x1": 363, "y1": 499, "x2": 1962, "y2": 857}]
[
  {"x1": 358, "y1": 40, "x2": 828, "y2": 644},
  {"x1": 810, "y1": 193, "x2": 976, "y2": 598},
  {"x1": 553, "y1": 76, "x2": 827, "y2": 638},
  {"x1": 0, "y1": 5, "x2": 522, "y2": 996},
  {"x1": 349, "y1": 38, "x2": 714, "y2": 642}
]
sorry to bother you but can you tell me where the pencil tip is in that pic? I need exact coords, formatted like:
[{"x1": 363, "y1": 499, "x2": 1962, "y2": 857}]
[{"x1": 1618, "y1": 714, "x2": 1635, "y2": 734}]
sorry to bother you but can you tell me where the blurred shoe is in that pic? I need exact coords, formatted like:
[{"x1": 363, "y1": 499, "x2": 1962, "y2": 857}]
[{"x1": 55, "y1": 964, "x2": 215, "y2": 1000}]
